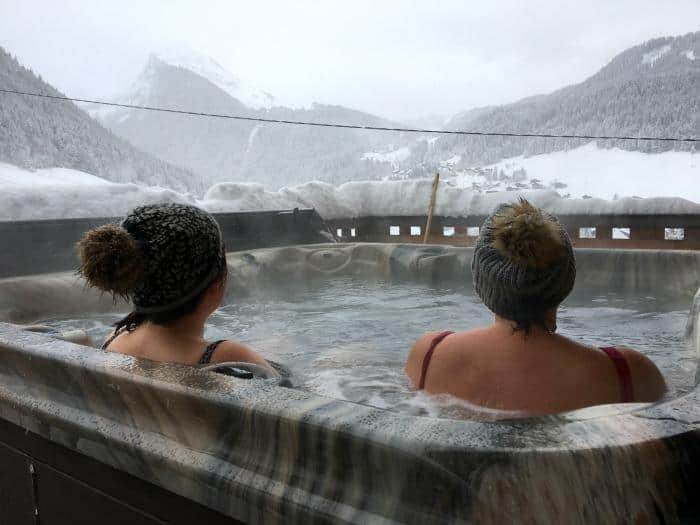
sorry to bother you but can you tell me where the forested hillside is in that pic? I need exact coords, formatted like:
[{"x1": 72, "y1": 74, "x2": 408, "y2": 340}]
[
  {"x1": 420, "y1": 32, "x2": 700, "y2": 170},
  {"x1": 0, "y1": 47, "x2": 200, "y2": 192}
]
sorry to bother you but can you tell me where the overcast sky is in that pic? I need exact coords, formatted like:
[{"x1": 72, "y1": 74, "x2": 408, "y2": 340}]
[{"x1": 1, "y1": 0, "x2": 699, "y2": 121}]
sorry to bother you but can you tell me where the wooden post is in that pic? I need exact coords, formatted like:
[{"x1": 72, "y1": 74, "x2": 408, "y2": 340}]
[{"x1": 423, "y1": 172, "x2": 440, "y2": 244}]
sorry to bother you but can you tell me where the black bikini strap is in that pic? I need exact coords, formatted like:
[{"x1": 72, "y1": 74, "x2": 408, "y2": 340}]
[
  {"x1": 101, "y1": 328, "x2": 125, "y2": 350},
  {"x1": 198, "y1": 340, "x2": 227, "y2": 365}
]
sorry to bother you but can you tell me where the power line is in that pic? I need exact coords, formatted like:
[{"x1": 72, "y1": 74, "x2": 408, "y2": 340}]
[{"x1": 2, "y1": 87, "x2": 699, "y2": 143}]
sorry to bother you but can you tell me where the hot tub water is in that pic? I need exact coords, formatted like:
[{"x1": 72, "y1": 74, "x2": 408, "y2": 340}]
[{"x1": 41, "y1": 277, "x2": 693, "y2": 419}]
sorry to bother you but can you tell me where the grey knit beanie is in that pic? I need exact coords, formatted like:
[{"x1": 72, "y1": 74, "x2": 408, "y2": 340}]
[
  {"x1": 471, "y1": 199, "x2": 575, "y2": 322},
  {"x1": 78, "y1": 203, "x2": 226, "y2": 313}
]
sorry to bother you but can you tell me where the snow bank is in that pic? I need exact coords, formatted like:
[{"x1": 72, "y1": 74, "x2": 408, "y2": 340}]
[
  {"x1": 203, "y1": 182, "x2": 314, "y2": 214},
  {"x1": 2, "y1": 160, "x2": 699, "y2": 222},
  {"x1": 0, "y1": 163, "x2": 109, "y2": 186},
  {"x1": 0, "y1": 163, "x2": 194, "y2": 220},
  {"x1": 203, "y1": 178, "x2": 700, "y2": 219}
]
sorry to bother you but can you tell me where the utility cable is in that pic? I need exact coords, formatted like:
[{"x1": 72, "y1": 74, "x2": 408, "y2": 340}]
[{"x1": 1, "y1": 87, "x2": 699, "y2": 143}]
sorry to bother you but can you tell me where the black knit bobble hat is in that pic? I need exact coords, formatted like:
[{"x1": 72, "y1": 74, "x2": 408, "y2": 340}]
[
  {"x1": 123, "y1": 203, "x2": 225, "y2": 313},
  {"x1": 78, "y1": 203, "x2": 226, "y2": 313}
]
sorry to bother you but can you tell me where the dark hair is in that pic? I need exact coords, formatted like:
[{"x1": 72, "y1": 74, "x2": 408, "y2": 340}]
[
  {"x1": 510, "y1": 311, "x2": 555, "y2": 335},
  {"x1": 512, "y1": 318, "x2": 544, "y2": 335},
  {"x1": 112, "y1": 267, "x2": 227, "y2": 333}
]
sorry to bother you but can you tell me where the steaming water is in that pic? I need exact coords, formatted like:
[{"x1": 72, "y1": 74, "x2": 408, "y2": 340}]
[{"x1": 41, "y1": 278, "x2": 694, "y2": 419}]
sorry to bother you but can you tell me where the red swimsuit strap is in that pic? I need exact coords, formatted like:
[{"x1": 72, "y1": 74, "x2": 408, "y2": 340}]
[
  {"x1": 600, "y1": 347, "x2": 635, "y2": 402},
  {"x1": 418, "y1": 331, "x2": 454, "y2": 390}
]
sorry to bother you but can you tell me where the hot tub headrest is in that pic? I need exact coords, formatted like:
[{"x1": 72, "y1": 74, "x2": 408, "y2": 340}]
[{"x1": 199, "y1": 359, "x2": 293, "y2": 387}]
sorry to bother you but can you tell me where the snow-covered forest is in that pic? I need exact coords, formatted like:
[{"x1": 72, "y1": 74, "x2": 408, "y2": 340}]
[
  {"x1": 0, "y1": 48, "x2": 199, "y2": 192},
  {"x1": 430, "y1": 33, "x2": 700, "y2": 167}
]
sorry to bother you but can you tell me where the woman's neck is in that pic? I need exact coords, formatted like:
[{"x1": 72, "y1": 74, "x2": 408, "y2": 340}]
[
  {"x1": 494, "y1": 311, "x2": 558, "y2": 335},
  {"x1": 145, "y1": 313, "x2": 207, "y2": 342}
]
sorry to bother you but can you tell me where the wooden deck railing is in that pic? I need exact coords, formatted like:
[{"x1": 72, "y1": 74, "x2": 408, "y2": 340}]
[
  {"x1": 326, "y1": 214, "x2": 700, "y2": 250},
  {"x1": 0, "y1": 209, "x2": 329, "y2": 278}
]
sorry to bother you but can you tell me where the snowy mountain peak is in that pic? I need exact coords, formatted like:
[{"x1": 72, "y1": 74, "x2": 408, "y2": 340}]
[
  {"x1": 85, "y1": 60, "x2": 155, "y2": 120},
  {"x1": 87, "y1": 48, "x2": 275, "y2": 120},
  {"x1": 151, "y1": 50, "x2": 275, "y2": 109}
]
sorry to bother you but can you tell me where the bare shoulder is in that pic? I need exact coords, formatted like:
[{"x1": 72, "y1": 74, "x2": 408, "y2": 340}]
[
  {"x1": 210, "y1": 340, "x2": 272, "y2": 369},
  {"x1": 616, "y1": 346, "x2": 667, "y2": 401},
  {"x1": 405, "y1": 331, "x2": 458, "y2": 387},
  {"x1": 412, "y1": 331, "x2": 448, "y2": 351},
  {"x1": 102, "y1": 328, "x2": 131, "y2": 354}
]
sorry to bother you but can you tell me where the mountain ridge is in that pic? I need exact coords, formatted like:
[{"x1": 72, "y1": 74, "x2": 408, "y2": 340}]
[
  {"x1": 85, "y1": 32, "x2": 700, "y2": 188},
  {"x1": 426, "y1": 31, "x2": 699, "y2": 173},
  {"x1": 95, "y1": 53, "x2": 406, "y2": 188}
]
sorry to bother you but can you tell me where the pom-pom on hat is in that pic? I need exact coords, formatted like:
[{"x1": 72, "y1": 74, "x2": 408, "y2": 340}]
[
  {"x1": 471, "y1": 199, "x2": 575, "y2": 322},
  {"x1": 78, "y1": 203, "x2": 225, "y2": 313}
]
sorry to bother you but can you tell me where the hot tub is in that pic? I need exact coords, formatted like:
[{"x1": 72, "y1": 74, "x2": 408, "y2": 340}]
[{"x1": 1, "y1": 243, "x2": 699, "y2": 524}]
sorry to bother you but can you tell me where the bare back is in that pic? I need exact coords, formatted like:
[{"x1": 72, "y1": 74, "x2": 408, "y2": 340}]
[
  {"x1": 406, "y1": 324, "x2": 667, "y2": 416},
  {"x1": 103, "y1": 324, "x2": 270, "y2": 369}
]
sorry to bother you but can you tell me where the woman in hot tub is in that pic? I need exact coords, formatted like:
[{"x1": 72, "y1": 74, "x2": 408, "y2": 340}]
[
  {"x1": 78, "y1": 203, "x2": 270, "y2": 369},
  {"x1": 406, "y1": 199, "x2": 666, "y2": 415}
]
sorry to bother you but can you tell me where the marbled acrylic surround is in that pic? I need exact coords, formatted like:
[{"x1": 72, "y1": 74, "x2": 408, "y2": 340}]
[{"x1": 0, "y1": 243, "x2": 699, "y2": 524}]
